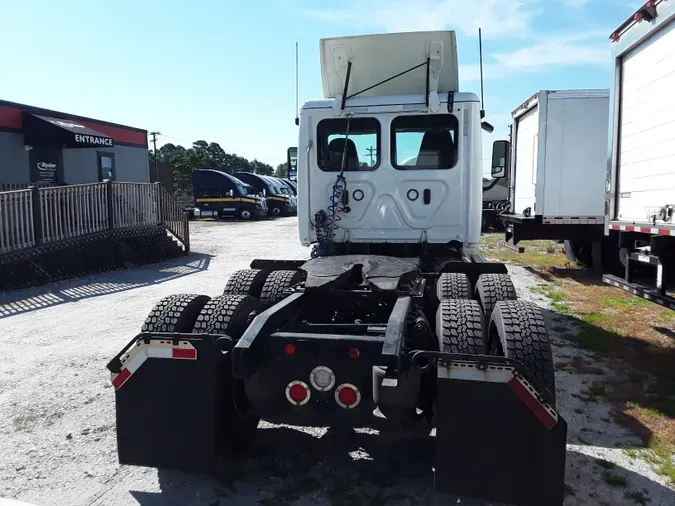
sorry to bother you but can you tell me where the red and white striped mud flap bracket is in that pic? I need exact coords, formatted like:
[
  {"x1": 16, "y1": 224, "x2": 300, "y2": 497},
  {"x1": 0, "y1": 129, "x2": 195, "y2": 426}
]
[
  {"x1": 438, "y1": 361, "x2": 559, "y2": 429},
  {"x1": 111, "y1": 339, "x2": 197, "y2": 389}
]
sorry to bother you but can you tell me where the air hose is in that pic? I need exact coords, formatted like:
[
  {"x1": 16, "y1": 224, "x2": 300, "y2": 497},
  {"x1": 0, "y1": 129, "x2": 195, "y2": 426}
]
[{"x1": 311, "y1": 115, "x2": 352, "y2": 258}]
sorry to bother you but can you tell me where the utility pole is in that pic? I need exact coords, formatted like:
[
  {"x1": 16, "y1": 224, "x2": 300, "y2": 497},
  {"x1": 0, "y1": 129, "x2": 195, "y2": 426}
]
[
  {"x1": 366, "y1": 146, "x2": 376, "y2": 166},
  {"x1": 149, "y1": 131, "x2": 161, "y2": 177}
]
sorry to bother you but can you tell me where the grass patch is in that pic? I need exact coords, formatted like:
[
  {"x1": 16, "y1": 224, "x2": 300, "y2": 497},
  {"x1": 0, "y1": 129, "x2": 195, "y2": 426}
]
[
  {"x1": 623, "y1": 447, "x2": 643, "y2": 459},
  {"x1": 572, "y1": 323, "x2": 615, "y2": 351},
  {"x1": 624, "y1": 489, "x2": 651, "y2": 505},
  {"x1": 660, "y1": 310, "x2": 675, "y2": 321},
  {"x1": 589, "y1": 381, "x2": 606, "y2": 396},
  {"x1": 602, "y1": 470, "x2": 628, "y2": 487},
  {"x1": 647, "y1": 439, "x2": 675, "y2": 484},
  {"x1": 602, "y1": 296, "x2": 653, "y2": 309}
]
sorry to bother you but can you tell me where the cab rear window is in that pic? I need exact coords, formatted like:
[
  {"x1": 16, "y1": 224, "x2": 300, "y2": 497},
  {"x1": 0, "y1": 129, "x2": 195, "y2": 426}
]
[
  {"x1": 317, "y1": 118, "x2": 380, "y2": 171},
  {"x1": 391, "y1": 114, "x2": 459, "y2": 170}
]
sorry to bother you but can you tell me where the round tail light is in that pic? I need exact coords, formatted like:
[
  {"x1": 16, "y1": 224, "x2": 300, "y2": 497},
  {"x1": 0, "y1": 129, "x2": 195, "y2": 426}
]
[
  {"x1": 286, "y1": 381, "x2": 310, "y2": 405},
  {"x1": 335, "y1": 383, "x2": 361, "y2": 409},
  {"x1": 310, "y1": 366, "x2": 335, "y2": 391}
]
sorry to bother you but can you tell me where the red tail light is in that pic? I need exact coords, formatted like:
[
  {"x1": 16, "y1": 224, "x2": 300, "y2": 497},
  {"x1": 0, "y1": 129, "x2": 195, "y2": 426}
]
[
  {"x1": 286, "y1": 381, "x2": 310, "y2": 405},
  {"x1": 335, "y1": 383, "x2": 361, "y2": 409}
]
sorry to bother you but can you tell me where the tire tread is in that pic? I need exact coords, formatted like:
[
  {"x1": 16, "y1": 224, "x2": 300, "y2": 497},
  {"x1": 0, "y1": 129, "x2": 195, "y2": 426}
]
[
  {"x1": 475, "y1": 273, "x2": 517, "y2": 318},
  {"x1": 437, "y1": 273, "x2": 471, "y2": 300},
  {"x1": 259, "y1": 269, "x2": 304, "y2": 306},
  {"x1": 223, "y1": 269, "x2": 269, "y2": 298},
  {"x1": 141, "y1": 294, "x2": 211, "y2": 333},
  {"x1": 490, "y1": 300, "x2": 556, "y2": 406},
  {"x1": 436, "y1": 299, "x2": 485, "y2": 355}
]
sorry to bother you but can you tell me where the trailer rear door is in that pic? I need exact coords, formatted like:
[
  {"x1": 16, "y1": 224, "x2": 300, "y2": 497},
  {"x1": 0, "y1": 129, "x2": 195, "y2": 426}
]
[
  {"x1": 616, "y1": 19, "x2": 675, "y2": 222},
  {"x1": 513, "y1": 105, "x2": 539, "y2": 215}
]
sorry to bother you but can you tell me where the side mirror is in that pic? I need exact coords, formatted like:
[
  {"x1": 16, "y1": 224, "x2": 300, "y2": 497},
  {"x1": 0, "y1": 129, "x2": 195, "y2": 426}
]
[{"x1": 491, "y1": 140, "x2": 510, "y2": 179}]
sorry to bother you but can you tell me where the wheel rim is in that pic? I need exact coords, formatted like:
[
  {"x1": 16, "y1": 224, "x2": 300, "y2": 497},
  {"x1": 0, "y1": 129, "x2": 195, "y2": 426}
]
[
  {"x1": 241, "y1": 209, "x2": 251, "y2": 219},
  {"x1": 271, "y1": 207, "x2": 281, "y2": 216}
]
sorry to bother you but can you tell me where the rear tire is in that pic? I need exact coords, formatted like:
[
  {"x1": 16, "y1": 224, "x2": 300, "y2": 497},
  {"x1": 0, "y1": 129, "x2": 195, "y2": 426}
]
[
  {"x1": 488, "y1": 300, "x2": 556, "y2": 407},
  {"x1": 436, "y1": 273, "x2": 471, "y2": 301},
  {"x1": 141, "y1": 294, "x2": 211, "y2": 333},
  {"x1": 436, "y1": 299, "x2": 485, "y2": 355},
  {"x1": 223, "y1": 269, "x2": 269, "y2": 298},
  {"x1": 193, "y1": 294, "x2": 260, "y2": 340},
  {"x1": 193, "y1": 295, "x2": 261, "y2": 454},
  {"x1": 259, "y1": 269, "x2": 305, "y2": 306},
  {"x1": 475, "y1": 273, "x2": 517, "y2": 320}
]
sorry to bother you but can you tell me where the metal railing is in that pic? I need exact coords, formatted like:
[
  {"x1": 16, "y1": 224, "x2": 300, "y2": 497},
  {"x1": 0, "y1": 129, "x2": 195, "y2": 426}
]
[
  {"x1": 0, "y1": 189, "x2": 35, "y2": 254},
  {"x1": 40, "y1": 183, "x2": 109, "y2": 243},
  {"x1": 159, "y1": 186, "x2": 190, "y2": 252},
  {"x1": 111, "y1": 182, "x2": 160, "y2": 229},
  {"x1": 0, "y1": 182, "x2": 59, "y2": 192},
  {"x1": 0, "y1": 181, "x2": 190, "y2": 255}
]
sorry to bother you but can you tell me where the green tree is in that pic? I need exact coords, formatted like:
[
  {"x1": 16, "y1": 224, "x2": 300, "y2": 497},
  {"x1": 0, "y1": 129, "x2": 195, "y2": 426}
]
[
  {"x1": 275, "y1": 163, "x2": 288, "y2": 178},
  {"x1": 250, "y1": 159, "x2": 274, "y2": 176}
]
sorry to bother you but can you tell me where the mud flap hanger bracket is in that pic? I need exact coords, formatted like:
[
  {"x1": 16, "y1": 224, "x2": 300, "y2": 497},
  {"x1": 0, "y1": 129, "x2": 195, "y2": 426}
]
[{"x1": 106, "y1": 332, "x2": 234, "y2": 375}]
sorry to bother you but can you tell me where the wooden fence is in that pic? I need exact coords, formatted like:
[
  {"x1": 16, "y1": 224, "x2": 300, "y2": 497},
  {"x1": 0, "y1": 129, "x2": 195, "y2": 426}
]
[{"x1": 0, "y1": 181, "x2": 189, "y2": 256}]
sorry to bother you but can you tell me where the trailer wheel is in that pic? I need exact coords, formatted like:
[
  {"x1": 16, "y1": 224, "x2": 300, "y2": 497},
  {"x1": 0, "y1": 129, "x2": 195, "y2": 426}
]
[
  {"x1": 436, "y1": 299, "x2": 485, "y2": 354},
  {"x1": 259, "y1": 269, "x2": 305, "y2": 306},
  {"x1": 436, "y1": 273, "x2": 471, "y2": 301},
  {"x1": 141, "y1": 294, "x2": 211, "y2": 333},
  {"x1": 193, "y1": 294, "x2": 260, "y2": 340},
  {"x1": 475, "y1": 273, "x2": 517, "y2": 320},
  {"x1": 223, "y1": 268, "x2": 270, "y2": 298},
  {"x1": 487, "y1": 300, "x2": 556, "y2": 407}
]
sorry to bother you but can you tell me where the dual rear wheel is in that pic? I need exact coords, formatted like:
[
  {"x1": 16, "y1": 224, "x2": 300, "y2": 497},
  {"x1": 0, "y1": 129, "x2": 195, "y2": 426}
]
[
  {"x1": 140, "y1": 267, "x2": 306, "y2": 457},
  {"x1": 434, "y1": 272, "x2": 556, "y2": 407}
]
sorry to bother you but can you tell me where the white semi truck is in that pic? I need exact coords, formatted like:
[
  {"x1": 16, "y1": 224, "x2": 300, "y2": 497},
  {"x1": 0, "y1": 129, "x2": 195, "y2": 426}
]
[
  {"x1": 106, "y1": 29, "x2": 568, "y2": 506},
  {"x1": 602, "y1": 0, "x2": 675, "y2": 308}
]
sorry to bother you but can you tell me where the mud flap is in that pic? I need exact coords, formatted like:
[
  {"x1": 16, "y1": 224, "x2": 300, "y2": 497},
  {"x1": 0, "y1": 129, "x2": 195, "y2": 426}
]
[
  {"x1": 434, "y1": 356, "x2": 567, "y2": 506},
  {"x1": 107, "y1": 333, "x2": 234, "y2": 473}
]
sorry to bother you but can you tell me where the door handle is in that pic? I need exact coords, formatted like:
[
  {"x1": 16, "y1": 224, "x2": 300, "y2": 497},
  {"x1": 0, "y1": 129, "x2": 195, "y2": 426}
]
[{"x1": 423, "y1": 189, "x2": 431, "y2": 205}]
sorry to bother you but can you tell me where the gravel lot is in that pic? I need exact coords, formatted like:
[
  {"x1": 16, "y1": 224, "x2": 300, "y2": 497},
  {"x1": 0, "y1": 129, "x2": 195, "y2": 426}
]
[{"x1": 1, "y1": 218, "x2": 674, "y2": 506}]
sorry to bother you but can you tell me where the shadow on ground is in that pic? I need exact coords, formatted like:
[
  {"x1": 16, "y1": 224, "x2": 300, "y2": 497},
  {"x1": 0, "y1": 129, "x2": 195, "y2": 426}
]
[
  {"x1": 0, "y1": 252, "x2": 212, "y2": 319},
  {"x1": 127, "y1": 424, "x2": 675, "y2": 506}
]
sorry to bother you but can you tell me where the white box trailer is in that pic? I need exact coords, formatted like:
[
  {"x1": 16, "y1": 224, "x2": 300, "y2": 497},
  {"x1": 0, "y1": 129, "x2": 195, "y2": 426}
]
[
  {"x1": 500, "y1": 89, "x2": 610, "y2": 262},
  {"x1": 602, "y1": 0, "x2": 675, "y2": 308}
]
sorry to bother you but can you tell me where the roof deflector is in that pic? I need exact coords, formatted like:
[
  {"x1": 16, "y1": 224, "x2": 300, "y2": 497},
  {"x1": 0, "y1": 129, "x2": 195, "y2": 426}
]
[{"x1": 319, "y1": 30, "x2": 458, "y2": 104}]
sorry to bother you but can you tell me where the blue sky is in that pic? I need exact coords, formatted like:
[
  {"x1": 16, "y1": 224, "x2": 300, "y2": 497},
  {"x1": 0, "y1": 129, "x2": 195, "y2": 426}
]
[{"x1": 0, "y1": 0, "x2": 645, "y2": 172}]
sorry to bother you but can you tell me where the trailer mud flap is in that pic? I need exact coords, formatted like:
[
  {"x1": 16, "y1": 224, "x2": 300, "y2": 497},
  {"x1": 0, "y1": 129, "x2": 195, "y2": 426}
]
[
  {"x1": 434, "y1": 357, "x2": 567, "y2": 506},
  {"x1": 107, "y1": 333, "x2": 234, "y2": 474}
]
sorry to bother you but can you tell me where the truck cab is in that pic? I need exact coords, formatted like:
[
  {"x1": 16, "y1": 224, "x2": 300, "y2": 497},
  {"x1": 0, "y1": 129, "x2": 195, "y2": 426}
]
[
  {"x1": 296, "y1": 31, "x2": 488, "y2": 257},
  {"x1": 192, "y1": 168, "x2": 267, "y2": 220}
]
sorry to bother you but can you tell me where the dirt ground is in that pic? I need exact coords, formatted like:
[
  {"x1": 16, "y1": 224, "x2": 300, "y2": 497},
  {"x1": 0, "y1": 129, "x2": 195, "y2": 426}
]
[{"x1": 0, "y1": 219, "x2": 674, "y2": 506}]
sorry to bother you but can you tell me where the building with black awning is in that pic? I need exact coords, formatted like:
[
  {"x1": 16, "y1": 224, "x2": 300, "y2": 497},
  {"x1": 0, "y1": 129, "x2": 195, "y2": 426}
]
[
  {"x1": 23, "y1": 113, "x2": 116, "y2": 149},
  {"x1": 0, "y1": 99, "x2": 149, "y2": 187}
]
